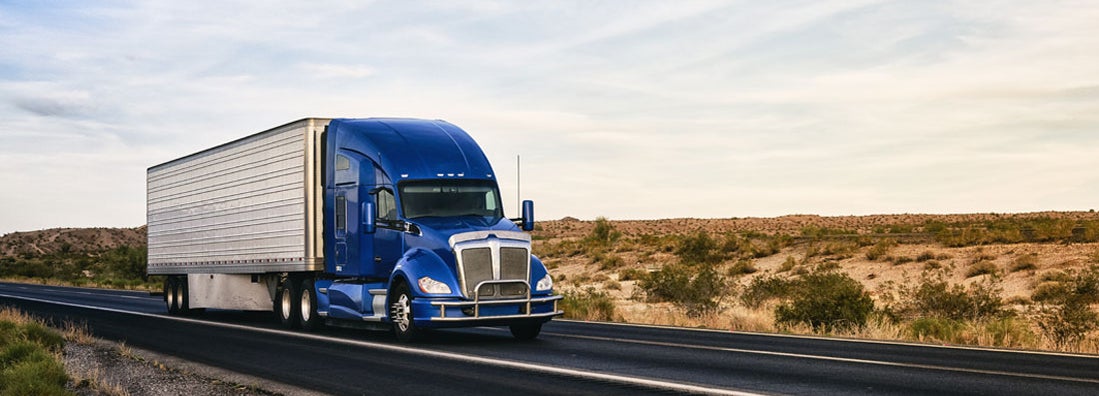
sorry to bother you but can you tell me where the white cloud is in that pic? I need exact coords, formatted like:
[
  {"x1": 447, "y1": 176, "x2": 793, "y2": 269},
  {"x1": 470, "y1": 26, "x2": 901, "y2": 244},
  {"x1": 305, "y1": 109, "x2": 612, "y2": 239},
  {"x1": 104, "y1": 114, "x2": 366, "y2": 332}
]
[
  {"x1": 1, "y1": 1, "x2": 1099, "y2": 232},
  {"x1": 299, "y1": 63, "x2": 375, "y2": 79}
]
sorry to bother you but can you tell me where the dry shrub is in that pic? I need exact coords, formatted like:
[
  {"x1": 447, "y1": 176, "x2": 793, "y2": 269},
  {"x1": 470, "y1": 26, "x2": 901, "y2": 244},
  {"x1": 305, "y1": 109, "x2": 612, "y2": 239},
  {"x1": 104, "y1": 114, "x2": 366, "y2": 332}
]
[
  {"x1": 1010, "y1": 253, "x2": 1039, "y2": 272},
  {"x1": 865, "y1": 239, "x2": 896, "y2": 261},
  {"x1": 774, "y1": 271, "x2": 874, "y2": 332},
  {"x1": 966, "y1": 261, "x2": 998, "y2": 278},
  {"x1": 560, "y1": 288, "x2": 618, "y2": 321},
  {"x1": 640, "y1": 263, "x2": 726, "y2": 317}
]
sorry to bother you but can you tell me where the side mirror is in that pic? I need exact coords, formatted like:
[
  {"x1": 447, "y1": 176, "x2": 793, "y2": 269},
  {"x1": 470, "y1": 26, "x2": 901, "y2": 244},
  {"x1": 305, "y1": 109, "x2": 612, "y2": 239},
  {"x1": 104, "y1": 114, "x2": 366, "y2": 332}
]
[
  {"x1": 521, "y1": 200, "x2": 535, "y2": 231},
  {"x1": 362, "y1": 201, "x2": 376, "y2": 234}
]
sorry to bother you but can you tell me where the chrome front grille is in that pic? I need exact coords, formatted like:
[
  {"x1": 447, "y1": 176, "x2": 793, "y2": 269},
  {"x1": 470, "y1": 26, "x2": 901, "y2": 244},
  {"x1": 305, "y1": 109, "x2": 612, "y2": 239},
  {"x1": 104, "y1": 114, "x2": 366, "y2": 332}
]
[{"x1": 450, "y1": 231, "x2": 531, "y2": 300}]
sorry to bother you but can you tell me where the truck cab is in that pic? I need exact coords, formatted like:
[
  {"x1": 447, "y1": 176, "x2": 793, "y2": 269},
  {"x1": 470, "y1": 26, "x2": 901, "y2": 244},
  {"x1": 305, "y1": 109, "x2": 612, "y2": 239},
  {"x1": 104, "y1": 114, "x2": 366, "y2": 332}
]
[{"x1": 312, "y1": 118, "x2": 560, "y2": 340}]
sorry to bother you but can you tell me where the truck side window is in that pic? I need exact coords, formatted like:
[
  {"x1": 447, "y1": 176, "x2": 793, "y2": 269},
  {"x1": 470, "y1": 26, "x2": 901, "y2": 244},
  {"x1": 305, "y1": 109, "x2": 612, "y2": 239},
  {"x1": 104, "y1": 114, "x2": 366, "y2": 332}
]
[
  {"x1": 377, "y1": 189, "x2": 397, "y2": 221},
  {"x1": 335, "y1": 195, "x2": 347, "y2": 233}
]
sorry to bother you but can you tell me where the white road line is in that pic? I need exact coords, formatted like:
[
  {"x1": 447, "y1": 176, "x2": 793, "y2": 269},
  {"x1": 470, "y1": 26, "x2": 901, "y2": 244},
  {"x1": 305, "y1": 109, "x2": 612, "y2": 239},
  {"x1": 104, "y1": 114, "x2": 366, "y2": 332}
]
[
  {"x1": 560, "y1": 319, "x2": 1099, "y2": 360},
  {"x1": 38, "y1": 288, "x2": 151, "y2": 300},
  {"x1": 547, "y1": 332, "x2": 1099, "y2": 385},
  {"x1": 0, "y1": 292, "x2": 761, "y2": 396}
]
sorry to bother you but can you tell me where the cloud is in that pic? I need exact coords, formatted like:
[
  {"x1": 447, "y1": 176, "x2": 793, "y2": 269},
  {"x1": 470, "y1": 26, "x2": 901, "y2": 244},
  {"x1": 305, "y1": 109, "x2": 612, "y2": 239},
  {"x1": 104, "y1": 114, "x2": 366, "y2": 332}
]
[
  {"x1": 12, "y1": 90, "x2": 95, "y2": 118},
  {"x1": 299, "y1": 63, "x2": 375, "y2": 79},
  {"x1": 1, "y1": 1, "x2": 1099, "y2": 232}
]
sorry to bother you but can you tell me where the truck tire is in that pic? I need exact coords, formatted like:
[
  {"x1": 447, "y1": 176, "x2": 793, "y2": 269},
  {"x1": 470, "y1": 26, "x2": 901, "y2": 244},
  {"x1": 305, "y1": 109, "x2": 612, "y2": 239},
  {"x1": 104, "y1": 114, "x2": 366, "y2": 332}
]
[
  {"x1": 390, "y1": 283, "x2": 421, "y2": 342},
  {"x1": 165, "y1": 277, "x2": 179, "y2": 315},
  {"x1": 277, "y1": 278, "x2": 301, "y2": 329},
  {"x1": 509, "y1": 323, "x2": 543, "y2": 340},
  {"x1": 299, "y1": 278, "x2": 323, "y2": 331},
  {"x1": 177, "y1": 276, "x2": 190, "y2": 315}
]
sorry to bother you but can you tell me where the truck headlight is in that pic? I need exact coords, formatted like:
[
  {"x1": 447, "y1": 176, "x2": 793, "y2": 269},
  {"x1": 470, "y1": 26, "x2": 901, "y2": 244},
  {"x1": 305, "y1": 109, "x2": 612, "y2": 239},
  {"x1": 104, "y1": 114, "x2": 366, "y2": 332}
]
[
  {"x1": 535, "y1": 274, "x2": 553, "y2": 292},
  {"x1": 418, "y1": 277, "x2": 452, "y2": 294}
]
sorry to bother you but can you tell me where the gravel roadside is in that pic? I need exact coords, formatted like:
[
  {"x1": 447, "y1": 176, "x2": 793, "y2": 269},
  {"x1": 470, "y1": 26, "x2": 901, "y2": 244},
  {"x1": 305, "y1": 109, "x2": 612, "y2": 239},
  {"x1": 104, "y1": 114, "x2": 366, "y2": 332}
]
[{"x1": 63, "y1": 337, "x2": 325, "y2": 396}]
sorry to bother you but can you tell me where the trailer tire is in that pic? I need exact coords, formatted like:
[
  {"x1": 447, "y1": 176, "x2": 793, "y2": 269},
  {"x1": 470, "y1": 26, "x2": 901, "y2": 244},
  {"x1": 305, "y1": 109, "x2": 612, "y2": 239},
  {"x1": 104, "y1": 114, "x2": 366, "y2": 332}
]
[
  {"x1": 177, "y1": 276, "x2": 190, "y2": 315},
  {"x1": 165, "y1": 277, "x2": 180, "y2": 315},
  {"x1": 299, "y1": 278, "x2": 323, "y2": 331},
  {"x1": 390, "y1": 283, "x2": 421, "y2": 342},
  {"x1": 277, "y1": 278, "x2": 301, "y2": 329},
  {"x1": 509, "y1": 323, "x2": 543, "y2": 340}
]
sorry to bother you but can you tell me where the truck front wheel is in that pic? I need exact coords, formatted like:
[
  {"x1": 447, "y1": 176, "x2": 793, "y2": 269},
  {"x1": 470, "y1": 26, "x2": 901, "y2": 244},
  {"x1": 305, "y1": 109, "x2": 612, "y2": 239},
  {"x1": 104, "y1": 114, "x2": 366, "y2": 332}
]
[
  {"x1": 509, "y1": 323, "x2": 543, "y2": 340},
  {"x1": 390, "y1": 283, "x2": 421, "y2": 342}
]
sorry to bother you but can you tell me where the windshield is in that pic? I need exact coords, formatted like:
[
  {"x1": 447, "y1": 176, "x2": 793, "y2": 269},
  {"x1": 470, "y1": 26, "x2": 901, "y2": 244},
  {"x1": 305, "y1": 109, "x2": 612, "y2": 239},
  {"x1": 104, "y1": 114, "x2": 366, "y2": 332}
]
[{"x1": 399, "y1": 180, "x2": 503, "y2": 220}]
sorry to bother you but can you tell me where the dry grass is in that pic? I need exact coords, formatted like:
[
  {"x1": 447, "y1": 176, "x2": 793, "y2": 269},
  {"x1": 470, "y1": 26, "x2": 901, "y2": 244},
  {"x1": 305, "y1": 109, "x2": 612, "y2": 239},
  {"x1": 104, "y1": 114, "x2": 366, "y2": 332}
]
[
  {"x1": 62, "y1": 321, "x2": 96, "y2": 345},
  {"x1": 0, "y1": 276, "x2": 160, "y2": 292},
  {"x1": 69, "y1": 367, "x2": 131, "y2": 396}
]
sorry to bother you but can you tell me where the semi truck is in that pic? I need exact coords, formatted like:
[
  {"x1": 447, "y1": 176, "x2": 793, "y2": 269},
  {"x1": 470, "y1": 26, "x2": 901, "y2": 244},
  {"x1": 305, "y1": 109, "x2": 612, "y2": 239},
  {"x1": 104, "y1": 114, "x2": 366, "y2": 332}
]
[{"x1": 146, "y1": 118, "x2": 561, "y2": 341}]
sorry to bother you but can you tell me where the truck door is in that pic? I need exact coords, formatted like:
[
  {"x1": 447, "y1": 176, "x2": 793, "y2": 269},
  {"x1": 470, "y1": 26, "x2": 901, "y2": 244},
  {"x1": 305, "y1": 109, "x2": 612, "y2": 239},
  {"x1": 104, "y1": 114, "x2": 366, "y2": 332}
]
[{"x1": 371, "y1": 187, "x2": 402, "y2": 275}]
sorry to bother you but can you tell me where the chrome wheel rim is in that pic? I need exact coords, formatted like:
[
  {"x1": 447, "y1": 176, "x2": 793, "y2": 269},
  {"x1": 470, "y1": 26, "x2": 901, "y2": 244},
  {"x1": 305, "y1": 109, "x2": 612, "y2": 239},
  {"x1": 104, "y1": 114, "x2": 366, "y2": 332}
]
[
  {"x1": 280, "y1": 288, "x2": 292, "y2": 321},
  {"x1": 300, "y1": 288, "x2": 312, "y2": 323},
  {"x1": 166, "y1": 281, "x2": 176, "y2": 310},
  {"x1": 392, "y1": 294, "x2": 411, "y2": 332}
]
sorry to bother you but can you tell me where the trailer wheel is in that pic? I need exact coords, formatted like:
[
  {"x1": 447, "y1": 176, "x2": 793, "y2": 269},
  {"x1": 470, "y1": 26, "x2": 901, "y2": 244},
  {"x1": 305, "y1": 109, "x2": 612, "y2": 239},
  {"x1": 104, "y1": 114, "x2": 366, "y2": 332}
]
[
  {"x1": 277, "y1": 278, "x2": 301, "y2": 329},
  {"x1": 165, "y1": 277, "x2": 179, "y2": 315},
  {"x1": 299, "y1": 278, "x2": 323, "y2": 331},
  {"x1": 509, "y1": 323, "x2": 543, "y2": 340},
  {"x1": 390, "y1": 283, "x2": 420, "y2": 342},
  {"x1": 176, "y1": 276, "x2": 190, "y2": 315}
]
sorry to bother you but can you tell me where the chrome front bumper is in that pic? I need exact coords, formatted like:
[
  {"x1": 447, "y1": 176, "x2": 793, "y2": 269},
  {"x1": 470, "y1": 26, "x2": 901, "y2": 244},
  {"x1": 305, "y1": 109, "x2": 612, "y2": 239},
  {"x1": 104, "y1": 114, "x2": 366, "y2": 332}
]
[{"x1": 428, "y1": 280, "x2": 563, "y2": 322}]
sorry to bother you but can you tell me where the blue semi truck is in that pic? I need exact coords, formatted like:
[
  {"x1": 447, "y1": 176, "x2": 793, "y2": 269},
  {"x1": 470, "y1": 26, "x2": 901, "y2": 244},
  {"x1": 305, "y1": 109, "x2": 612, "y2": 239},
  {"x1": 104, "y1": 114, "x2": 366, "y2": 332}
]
[{"x1": 146, "y1": 118, "x2": 561, "y2": 341}]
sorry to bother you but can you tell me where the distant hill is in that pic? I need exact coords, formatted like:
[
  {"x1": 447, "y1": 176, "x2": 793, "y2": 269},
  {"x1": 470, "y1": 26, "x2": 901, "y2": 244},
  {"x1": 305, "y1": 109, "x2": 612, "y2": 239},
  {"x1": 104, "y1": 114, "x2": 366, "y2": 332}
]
[{"x1": 0, "y1": 227, "x2": 146, "y2": 258}]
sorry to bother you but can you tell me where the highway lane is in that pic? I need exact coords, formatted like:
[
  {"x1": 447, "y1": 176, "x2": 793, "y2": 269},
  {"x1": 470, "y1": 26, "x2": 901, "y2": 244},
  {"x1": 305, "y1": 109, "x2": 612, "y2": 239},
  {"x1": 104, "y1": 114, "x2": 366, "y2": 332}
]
[{"x1": 2, "y1": 281, "x2": 1099, "y2": 395}]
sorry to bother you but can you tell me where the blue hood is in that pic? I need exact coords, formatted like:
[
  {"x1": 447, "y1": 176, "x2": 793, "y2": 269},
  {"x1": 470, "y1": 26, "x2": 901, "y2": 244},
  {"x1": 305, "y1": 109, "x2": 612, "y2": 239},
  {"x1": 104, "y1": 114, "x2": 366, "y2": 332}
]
[{"x1": 408, "y1": 216, "x2": 521, "y2": 267}]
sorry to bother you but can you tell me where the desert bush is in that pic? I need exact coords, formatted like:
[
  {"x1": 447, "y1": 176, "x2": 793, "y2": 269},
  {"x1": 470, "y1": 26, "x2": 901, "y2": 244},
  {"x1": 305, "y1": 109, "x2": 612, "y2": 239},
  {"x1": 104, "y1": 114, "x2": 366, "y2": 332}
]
[
  {"x1": 604, "y1": 280, "x2": 621, "y2": 290},
  {"x1": 970, "y1": 249, "x2": 997, "y2": 264},
  {"x1": 982, "y1": 317, "x2": 1038, "y2": 348},
  {"x1": 640, "y1": 263, "x2": 726, "y2": 316},
  {"x1": 778, "y1": 256, "x2": 797, "y2": 273},
  {"x1": 865, "y1": 239, "x2": 896, "y2": 261},
  {"x1": 676, "y1": 231, "x2": 723, "y2": 265},
  {"x1": 727, "y1": 260, "x2": 758, "y2": 277},
  {"x1": 1030, "y1": 266, "x2": 1099, "y2": 349},
  {"x1": 617, "y1": 268, "x2": 647, "y2": 281},
  {"x1": 774, "y1": 271, "x2": 874, "y2": 332},
  {"x1": 1010, "y1": 254, "x2": 1039, "y2": 272},
  {"x1": 822, "y1": 241, "x2": 858, "y2": 258},
  {"x1": 909, "y1": 317, "x2": 964, "y2": 341},
  {"x1": 585, "y1": 216, "x2": 621, "y2": 248},
  {"x1": 887, "y1": 271, "x2": 1006, "y2": 322},
  {"x1": 560, "y1": 288, "x2": 618, "y2": 321},
  {"x1": 966, "y1": 261, "x2": 998, "y2": 278},
  {"x1": 891, "y1": 256, "x2": 914, "y2": 265},
  {"x1": 740, "y1": 274, "x2": 795, "y2": 309},
  {"x1": 595, "y1": 252, "x2": 624, "y2": 270},
  {"x1": 815, "y1": 260, "x2": 842, "y2": 272},
  {"x1": 753, "y1": 235, "x2": 791, "y2": 258}
]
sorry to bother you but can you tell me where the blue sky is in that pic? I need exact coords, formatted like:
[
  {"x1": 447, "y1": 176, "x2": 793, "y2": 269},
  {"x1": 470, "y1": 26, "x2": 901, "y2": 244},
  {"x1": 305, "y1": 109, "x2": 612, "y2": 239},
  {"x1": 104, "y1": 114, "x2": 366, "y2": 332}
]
[{"x1": 2, "y1": 1, "x2": 1098, "y2": 233}]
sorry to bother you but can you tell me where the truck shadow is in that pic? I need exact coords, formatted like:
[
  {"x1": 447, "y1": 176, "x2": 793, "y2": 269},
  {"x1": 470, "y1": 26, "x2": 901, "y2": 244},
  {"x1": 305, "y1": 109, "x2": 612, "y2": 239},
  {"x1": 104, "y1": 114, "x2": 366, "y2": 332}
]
[{"x1": 182, "y1": 310, "x2": 531, "y2": 346}]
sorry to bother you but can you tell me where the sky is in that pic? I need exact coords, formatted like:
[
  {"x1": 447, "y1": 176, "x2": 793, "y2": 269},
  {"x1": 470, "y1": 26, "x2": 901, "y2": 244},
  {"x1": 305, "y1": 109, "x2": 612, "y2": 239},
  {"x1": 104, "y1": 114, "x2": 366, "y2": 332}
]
[{"x1": 2, "y1": 1, "x2": 1099, "y2": 233}]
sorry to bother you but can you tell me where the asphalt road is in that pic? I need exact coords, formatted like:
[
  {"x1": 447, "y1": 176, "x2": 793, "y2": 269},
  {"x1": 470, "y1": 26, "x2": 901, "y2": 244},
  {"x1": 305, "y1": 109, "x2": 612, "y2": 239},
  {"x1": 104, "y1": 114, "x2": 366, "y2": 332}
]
[{"x1": 2, "y1": 281, "x2": 1099, "y2": 395}]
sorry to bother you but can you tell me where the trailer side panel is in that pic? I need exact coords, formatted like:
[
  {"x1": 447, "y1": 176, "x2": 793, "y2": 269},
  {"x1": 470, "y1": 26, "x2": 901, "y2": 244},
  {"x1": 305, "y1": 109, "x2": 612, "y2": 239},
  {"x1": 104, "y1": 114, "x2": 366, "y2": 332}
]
[{"x1": 147, "y1": 119, "x2": 328, "y2": 274}]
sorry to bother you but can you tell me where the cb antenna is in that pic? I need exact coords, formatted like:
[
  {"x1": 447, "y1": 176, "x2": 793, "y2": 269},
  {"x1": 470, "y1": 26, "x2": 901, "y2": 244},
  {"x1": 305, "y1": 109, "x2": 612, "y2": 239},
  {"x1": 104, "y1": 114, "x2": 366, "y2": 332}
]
[{"x1": 516, "y1": 154, "x2": 521, "y2": 218}]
